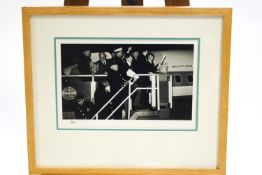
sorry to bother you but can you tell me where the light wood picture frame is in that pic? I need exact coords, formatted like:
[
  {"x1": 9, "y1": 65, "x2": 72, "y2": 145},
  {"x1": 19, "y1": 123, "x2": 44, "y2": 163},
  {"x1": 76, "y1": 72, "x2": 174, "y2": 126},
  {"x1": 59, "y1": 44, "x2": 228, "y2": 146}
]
[{"x1": 23, "y1": 7, "x2": 232, "y2": 175}]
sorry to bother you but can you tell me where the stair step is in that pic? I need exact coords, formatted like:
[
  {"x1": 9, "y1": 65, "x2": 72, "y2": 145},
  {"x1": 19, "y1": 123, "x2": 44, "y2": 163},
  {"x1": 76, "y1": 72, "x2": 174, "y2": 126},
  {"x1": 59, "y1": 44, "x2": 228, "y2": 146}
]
[{"x1": 129, "y1": 109, "x2": 171, "y2": 120}]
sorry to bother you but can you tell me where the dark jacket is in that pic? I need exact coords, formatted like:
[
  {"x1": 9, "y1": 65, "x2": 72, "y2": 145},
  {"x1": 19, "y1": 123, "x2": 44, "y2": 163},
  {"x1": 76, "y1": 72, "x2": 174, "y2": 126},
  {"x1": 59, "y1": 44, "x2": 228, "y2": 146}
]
[
  {"x1": 74, "y1": 101, "x2": 95, "y2": 119},
  {"x1": 78, "y1": 55, "x2": 92, "y2": 74},
  {"x1": 133, "y1": 54, "x2": 148, "y2": 74},
  {"x1": 107, "y1": 69, "x2": 123, "y2": 91},
  {"x1": 121, "y1": 61, "x2": 134, "y2": 81},
  {"x1": 146, "y1": 61, "x2": 158, "y2": 73},
  {"x1": 96, "y1": 60, "x2": 110, "y2": 75}
]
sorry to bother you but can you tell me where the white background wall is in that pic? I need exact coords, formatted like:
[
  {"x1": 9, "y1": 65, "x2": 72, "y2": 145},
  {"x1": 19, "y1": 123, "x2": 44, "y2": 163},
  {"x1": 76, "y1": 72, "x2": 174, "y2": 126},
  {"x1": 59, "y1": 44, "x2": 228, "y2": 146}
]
[{"x1": 0, "y1": 0, "x2": 261, "y2": 174}]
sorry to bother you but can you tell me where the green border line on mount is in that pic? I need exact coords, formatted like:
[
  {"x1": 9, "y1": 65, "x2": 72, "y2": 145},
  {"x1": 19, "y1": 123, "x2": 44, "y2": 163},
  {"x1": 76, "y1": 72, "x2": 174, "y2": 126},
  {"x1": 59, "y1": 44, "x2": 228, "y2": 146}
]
[
  {"x1": 54, "y1": 38, "x2": 59, "y2": 130},
  {"x1": 54, "y1": 37, "x2": 200, "y2": 131},
  {"x1": 195, "y1": 38, "x2": 200, "y2": 131}
]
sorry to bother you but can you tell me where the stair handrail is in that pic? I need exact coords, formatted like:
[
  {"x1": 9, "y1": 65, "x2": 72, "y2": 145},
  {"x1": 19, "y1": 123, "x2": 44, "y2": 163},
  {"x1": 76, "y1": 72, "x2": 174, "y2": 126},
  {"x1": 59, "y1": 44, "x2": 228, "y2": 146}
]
[
  {"x1": 105, "y1": 87, "x2": 141, "y2": 120},
  {"x1": 90, "y1": 75, "x2": 137, "y2": 120},
  {"x1": 105, "y1": 74, "x2": 158, "y2": 120}
]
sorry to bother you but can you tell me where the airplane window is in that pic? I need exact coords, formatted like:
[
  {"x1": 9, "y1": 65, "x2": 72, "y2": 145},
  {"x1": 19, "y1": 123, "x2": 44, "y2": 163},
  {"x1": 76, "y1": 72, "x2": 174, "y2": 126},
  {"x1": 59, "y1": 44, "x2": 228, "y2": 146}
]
[
  {"x1": 187, "y1": 74, "x2": 193, "y2": 83},
  {"x1": 175, "y1": 75, "x2": 182, "y2": 83}
]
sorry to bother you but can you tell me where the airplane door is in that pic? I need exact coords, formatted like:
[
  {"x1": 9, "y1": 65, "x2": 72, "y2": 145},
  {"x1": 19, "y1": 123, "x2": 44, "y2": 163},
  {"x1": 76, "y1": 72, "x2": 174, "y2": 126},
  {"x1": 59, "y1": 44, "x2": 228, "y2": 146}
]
[{"x1": 159, "y1": 74, "x2": 173, "y2": 109}]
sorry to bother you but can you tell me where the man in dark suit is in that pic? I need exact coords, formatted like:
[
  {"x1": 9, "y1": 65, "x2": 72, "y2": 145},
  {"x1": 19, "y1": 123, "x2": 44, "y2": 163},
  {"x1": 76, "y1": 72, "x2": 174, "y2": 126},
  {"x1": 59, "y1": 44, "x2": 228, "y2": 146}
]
[
  {"x1": 74, "y1": 95, "x2": 95, "y2": 119},
  {"x1": 122, "y1": 54, "x2": 134, "y2": 81},
  {"x1": 131, "y1": 50, "x2": 151, "y2": 109},
  {"x1": 94, "y1": 52, "x2": 111, "y2": 119},
  {"x1": 145, "y1": 52, "x2": 159, "y2": 73},
  {"x1": 132, "y1": 50, "x2": 148, "y2": 76},
  {"x1": 112, "y1": 47, "x2": 125, "y2": 73},
  {"x1": 96, "y1": 52, "x2": 110, "y2": 75},
  {"x1": 107, "y1": 59, "x2": 125, "y2": 120},
  {"x1": 78, "y1": 49, "x2": 94, "y2": 75},
  {"x1": 111, "y1": 47, "x2": 132, "y2": 73}
]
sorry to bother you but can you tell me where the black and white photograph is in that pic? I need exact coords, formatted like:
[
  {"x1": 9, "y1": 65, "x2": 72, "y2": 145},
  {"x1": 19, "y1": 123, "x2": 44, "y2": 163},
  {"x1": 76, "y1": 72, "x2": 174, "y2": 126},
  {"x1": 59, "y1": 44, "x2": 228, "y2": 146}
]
[{"x1": 60, "y1": 43, "x2": 195, "y2": 120}]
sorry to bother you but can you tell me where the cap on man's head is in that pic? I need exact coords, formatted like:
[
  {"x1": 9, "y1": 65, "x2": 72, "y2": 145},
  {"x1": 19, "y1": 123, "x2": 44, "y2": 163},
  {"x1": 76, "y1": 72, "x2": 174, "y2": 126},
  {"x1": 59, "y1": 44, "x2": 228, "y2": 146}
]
[{"x1": 114, "y1": 47, "x2": 123, "y2": 53}]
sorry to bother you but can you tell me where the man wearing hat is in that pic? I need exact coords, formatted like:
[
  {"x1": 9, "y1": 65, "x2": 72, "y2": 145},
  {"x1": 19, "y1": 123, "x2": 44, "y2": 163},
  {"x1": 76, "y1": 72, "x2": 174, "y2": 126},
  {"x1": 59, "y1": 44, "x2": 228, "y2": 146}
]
[
  {"x1": 112, "y1": 47, "x2": 125, "y2": 73},
  {"x1": 112, "y1": 47, "x2": 132, "y2": 71}
]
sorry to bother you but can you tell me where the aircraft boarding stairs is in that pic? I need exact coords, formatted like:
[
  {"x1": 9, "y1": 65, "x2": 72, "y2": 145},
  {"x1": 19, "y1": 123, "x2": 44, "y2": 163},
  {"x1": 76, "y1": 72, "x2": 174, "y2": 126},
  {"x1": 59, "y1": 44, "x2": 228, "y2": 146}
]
[{"x1": 91, "y1": 74, "x2": 174, "y2": 120}]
